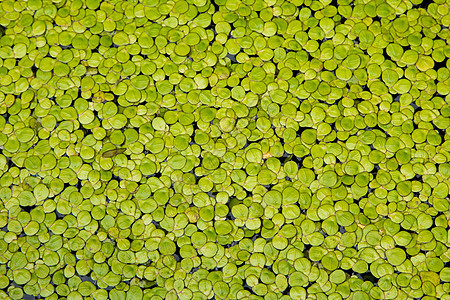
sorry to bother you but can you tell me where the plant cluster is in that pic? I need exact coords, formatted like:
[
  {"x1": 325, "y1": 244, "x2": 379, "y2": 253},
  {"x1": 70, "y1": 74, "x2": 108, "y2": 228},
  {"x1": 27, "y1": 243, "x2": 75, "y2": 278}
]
[{"x1": 0, "y1": 0, "x2": 450, "y2": 299}]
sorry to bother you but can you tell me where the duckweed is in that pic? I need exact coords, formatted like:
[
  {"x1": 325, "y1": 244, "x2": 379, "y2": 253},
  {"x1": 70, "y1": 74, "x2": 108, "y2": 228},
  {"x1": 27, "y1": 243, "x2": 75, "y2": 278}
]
[{"x1": 1, "y1": 0, "x2": 450, "y2": 299}]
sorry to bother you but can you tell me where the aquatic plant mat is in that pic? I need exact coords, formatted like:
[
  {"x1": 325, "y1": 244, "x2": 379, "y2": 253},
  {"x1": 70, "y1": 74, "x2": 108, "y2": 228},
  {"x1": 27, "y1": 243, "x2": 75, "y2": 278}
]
[{"x1": 1, "y1": 0, "x2": 450, "y2": 299}]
